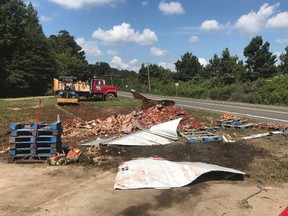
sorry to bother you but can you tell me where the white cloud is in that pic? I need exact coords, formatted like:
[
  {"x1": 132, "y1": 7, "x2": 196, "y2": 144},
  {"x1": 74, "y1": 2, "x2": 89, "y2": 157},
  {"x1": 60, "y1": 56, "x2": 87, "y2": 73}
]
[
  {"x1": 50, "y1": 0, "x2": 118, "y2": 9},
  {"x1": 274, "y1": 51, "x2": 282, "y2": 65},
  {"x1": 200, "y1": 20, "x2": 220, "y2": 31},
  {"x1": 142, "y1": 0, "x2": 149, "y2": 6},
  {"x1": 111, "y1": 56, "x2": 129, "y2": 70},
  {"x1": 235, "y1": 3, "x2": 279, "y2": 35},
  {"x1": 188, "y1": 35, "x2": 199, "y2": 43},
  {"x1": 150, "y1": 47, "x2": 169, "y2": 56},
  {"x1": 266, "y1": 12, "x2": 288, "y2": 29},
  {"x1": 276, "y1": 38, "x2": 288, "y2": 44},
  {"x1": 110, "y1": 56, "x2": 139, "y2": 71},
  {"x1": 129, "y1": 59, "x2": 139, "y2": 65},
  {"x1": 40, "y1": 15, "x2": 53, "y2": 22},
  {"x1": 158, "y1": 1, "x2": 185, "y2": 15},
  {"x1": 75, "y1": 37, "x2": 102, "y2": 56},
  {"x1": 198, "y1": 58, "x2": 207, "y2": 66},
  {"x1": 92, "y1": 22, "x2": 158, "y2": 45},
  {"x1": 107, "y1": 49, "x2": 119, "y2": 56},
  {"x1": 159, "y1": 61, "x2": 176, "y2": 72}
]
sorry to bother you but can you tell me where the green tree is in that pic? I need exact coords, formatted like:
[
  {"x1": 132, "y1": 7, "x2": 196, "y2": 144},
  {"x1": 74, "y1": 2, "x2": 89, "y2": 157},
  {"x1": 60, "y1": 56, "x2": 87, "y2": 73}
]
[
  {"x1": 0, "y1": 0, "x2": 27, "y2": 97},
  {"x1": 1, "y1": 1, "x2": 56, "y2": 97},
  {"x1": 243, "y1": 36, "x2": 277, "y2": 81},
  {"x1": 279, "y1": 46, "x2": 288, "y2": 74},
  {"x1": 174, "y1": 52, "x2": 203, "y2": 81},
  {"x1": 218, "y1": 48, "x2": 244, "y2": 85},
  {"x1": 48, "y1": 30, "x2": 88, "y2": 79},
  {"x1": 203, "y1": 54, "x2": 221, "y2": 79}
]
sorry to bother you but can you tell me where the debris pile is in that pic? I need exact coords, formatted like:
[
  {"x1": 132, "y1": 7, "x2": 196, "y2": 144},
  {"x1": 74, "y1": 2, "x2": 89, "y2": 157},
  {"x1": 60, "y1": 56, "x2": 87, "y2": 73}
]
[
  {"x1": 255, "y1": 122, "x2": 288, "y2": 132},
  {"x1": 0, "y1": 147, "x2": 10, "y2": 154},
  {"x1": 49, "y1": 147, "x2": 83, "y2": 165},
  {"x1": 217, "y1": 113, "x2": 253, "y2": 130},
  {"x1": 62, "y1": 106, "x2": 205, "y2": 141}
]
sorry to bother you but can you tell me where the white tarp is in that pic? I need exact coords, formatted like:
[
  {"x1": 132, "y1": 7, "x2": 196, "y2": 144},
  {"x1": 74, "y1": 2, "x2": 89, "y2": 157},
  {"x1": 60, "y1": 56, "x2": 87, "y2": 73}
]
[
  {"x1": 103, "y1": 118, "x2": 182, "y2": 146},
  {"x1": 114, "y1": 158, "x2": 245, "y2": 190}
]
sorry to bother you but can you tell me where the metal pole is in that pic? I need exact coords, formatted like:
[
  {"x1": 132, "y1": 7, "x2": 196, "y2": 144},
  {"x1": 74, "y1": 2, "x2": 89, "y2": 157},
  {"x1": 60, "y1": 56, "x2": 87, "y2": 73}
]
[{"x1": 147, "y1": 65, "x2": 151, "y2": 93}]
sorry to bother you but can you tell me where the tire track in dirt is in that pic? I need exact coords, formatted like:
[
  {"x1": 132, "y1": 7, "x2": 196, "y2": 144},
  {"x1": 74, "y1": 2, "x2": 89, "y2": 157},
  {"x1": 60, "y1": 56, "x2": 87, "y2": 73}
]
[{"x1": 54, "y1": 103, "x2": 82, "y2": 121}]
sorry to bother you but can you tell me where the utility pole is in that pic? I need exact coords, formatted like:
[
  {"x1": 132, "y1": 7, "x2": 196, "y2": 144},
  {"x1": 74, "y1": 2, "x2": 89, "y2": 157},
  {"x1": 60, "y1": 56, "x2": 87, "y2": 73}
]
[{"x1": 147, "y1": 63, "x2": 151, "y2": 93}]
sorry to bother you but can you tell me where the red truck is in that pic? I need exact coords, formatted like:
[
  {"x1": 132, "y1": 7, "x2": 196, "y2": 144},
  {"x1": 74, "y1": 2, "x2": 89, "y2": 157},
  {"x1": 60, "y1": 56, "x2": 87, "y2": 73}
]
[{"x1": 54, "y1": 76, "x2": 118, "y2": 101}]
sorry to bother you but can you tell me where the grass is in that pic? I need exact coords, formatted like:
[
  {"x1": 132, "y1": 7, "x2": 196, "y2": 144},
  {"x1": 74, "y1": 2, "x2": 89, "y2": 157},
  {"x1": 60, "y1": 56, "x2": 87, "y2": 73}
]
[{"x1": 0, "y1": 96, "x2": 141, "y2": 146}]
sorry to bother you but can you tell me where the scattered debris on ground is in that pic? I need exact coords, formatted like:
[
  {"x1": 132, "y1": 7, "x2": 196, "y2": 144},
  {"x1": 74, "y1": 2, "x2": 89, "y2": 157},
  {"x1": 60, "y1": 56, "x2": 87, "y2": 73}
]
[{"x1": 49, "y1": 147, "x2": 82, "y2": 165}]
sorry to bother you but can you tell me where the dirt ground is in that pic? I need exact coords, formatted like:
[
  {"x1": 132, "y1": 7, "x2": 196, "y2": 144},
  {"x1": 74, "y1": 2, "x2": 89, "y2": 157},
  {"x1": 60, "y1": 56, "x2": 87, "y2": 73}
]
[
  {"x1": 0, "y1": 100, "x2": 288, "y2": 216},
  {"x1": 0, "y1": 159, "x2": 287, "y2": 216}
]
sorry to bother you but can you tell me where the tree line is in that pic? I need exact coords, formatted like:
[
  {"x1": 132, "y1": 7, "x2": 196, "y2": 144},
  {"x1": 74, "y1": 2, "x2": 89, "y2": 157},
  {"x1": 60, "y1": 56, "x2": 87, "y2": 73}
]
[{"x1": 1, "y1": 0, "x2": 288, "y2": 105}]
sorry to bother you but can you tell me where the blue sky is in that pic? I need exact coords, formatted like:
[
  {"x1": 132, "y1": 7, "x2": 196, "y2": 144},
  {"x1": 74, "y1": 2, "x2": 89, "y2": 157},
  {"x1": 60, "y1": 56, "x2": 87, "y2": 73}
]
[{"x1": 27, "y1": 0, "x2": 288, "y2": 72}]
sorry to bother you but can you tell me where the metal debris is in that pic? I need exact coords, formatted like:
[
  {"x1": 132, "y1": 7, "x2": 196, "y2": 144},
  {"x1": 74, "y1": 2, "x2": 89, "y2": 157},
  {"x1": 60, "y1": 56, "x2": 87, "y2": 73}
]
[
  {"x1": 241, "y1": 131, "x2": 283, "y2": 140},
  {"x1": 131, "y1": 89, "x2": 175, "y2": 110},
  {"x1": 102, "y1": 118, "x2": 182, "y2": 146},
  {"x1": 114, "y1": 157, "x2": 245, "y2": 190}
]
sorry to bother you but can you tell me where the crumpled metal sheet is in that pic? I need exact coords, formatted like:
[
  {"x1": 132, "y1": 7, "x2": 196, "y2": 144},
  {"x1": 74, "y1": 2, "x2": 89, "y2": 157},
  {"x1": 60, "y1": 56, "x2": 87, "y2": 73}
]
[
  {"x1": 102, "y1": 118, "x2": 182, "y2": 146},
  {"x1": 131, "y1": 89, "x2": 175, "y2": 110},
  {"x1": 114, "y1": 158, "x2": 245, "y2": 190}
]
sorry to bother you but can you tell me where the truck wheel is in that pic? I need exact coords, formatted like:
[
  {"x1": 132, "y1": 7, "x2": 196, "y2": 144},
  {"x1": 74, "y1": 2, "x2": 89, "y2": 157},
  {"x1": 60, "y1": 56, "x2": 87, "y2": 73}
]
[{"x1": 105, "y1": 93, "x2": 115, "y2": 101}]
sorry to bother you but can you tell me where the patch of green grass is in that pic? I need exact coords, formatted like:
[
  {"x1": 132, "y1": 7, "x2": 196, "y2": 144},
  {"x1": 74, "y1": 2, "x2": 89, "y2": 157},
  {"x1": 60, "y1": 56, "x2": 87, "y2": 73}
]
[
  {"x1": 184, "y1": 108, "x2": 220, "y2": 125},
  {"x1": 80, "y1": 96, "x2": 141, "y2": 107},
  {"x1": 252, "y1": 156, "x2": 288, "y2": 184}
]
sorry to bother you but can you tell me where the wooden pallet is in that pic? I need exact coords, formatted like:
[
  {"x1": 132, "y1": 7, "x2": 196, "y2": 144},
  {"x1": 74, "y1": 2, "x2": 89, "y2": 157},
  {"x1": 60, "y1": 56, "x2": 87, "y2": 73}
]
[
  {"x1": 180, "y1": 131, "x2": 223, "y2": 143},
  {"x1": 218, "y1": 123, "x2": 254, "y2": 130}
]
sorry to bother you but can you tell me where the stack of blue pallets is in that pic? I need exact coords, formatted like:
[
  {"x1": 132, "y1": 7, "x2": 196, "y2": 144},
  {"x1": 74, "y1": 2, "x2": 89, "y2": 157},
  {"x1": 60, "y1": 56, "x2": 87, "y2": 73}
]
[{"x1": 8, "y1": 121, "x2": 62, "y2": 163}]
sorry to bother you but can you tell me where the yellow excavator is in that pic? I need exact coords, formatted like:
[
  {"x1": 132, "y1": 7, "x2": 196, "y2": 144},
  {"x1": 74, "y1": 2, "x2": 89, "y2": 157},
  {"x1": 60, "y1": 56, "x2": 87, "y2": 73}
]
[{"x1": 55, "y1": 76, "x2": 79, "y2": 104}]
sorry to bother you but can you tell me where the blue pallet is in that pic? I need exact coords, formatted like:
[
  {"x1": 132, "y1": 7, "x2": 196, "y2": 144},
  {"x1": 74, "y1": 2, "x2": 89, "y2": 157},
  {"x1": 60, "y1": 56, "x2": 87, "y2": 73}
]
[
  {"x1": 216, "y1": 120, "x2": 248, "y2": 126},
  {"x1": 9, "y1": 136, "x2": 35, "y2": 144},
  {"x1": 10, "y1": 121, "x2": 62, "y2": 131},
  {"x1": 36, "y1": 136, "x2": 58, "y2": 143},
  {"x1": 181, "y1": 132, "x2": 223, "y2": 143},
  {"x1": 10, "y1": 149, "x2": 57, "y2": 157},
  {"x1": 9, "y1": 135, "x2": 58, "y2": 144},
  {"x1": 11, "y1": 128, "x2": 60, "y2": 137},
  {"x1": 195, "y1": 127, "x2": 221, "y2": 132},
  {"x1": 33, "y1": 122, "x2": 62, "y2": 130},
  {"x1": 9, "y1": 120, "x2": 62, "y2": 162},
  {"x1": 188, "y1": 136, "x2": 223, "y2": 143},
  {"x1": 9, "y1": 149, "x2": 16, "y2": 156},
  {"x1": 218, "y1": 123, "x2": 253, "y2": 130}
]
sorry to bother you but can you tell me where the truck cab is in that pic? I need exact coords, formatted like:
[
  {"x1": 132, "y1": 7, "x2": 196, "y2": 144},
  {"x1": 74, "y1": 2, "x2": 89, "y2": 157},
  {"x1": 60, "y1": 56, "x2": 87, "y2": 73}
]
[{"x1": 90, "y1": 78, "x2": 118, "y2": 101}]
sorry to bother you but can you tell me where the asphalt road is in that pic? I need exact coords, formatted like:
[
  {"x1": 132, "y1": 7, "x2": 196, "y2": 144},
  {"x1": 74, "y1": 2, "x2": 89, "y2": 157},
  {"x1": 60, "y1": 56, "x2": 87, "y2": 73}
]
[{"x1": 119, "y1": 91, "x2": 288, "y2": 124}]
